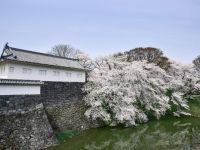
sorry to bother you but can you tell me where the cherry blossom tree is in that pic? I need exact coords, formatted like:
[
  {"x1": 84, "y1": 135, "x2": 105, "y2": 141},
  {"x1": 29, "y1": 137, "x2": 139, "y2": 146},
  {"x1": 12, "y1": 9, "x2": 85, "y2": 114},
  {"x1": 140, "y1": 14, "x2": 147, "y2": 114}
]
[
  {"x1": 83, "y1": 56, "x2": 200, "y2": 127},
  {"x1": 77, "y1": 52, "x2": 94, "y2": 70}
]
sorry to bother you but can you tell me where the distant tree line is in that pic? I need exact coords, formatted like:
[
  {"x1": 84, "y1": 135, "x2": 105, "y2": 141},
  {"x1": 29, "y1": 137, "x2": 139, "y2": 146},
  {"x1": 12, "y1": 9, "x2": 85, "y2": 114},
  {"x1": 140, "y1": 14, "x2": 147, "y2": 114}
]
[
  {"x1": 48, "y1": 44, "x2": 199, "y2": 72},
  {"x1": 113, "y1": 47, "x2": 171, "y2": 70},
  {"x1": 193, "y1": 55, "x2": 200, "y2": 71},
  {"x1": 49, "y1": 44, "x2": 81, "y2": 59}
]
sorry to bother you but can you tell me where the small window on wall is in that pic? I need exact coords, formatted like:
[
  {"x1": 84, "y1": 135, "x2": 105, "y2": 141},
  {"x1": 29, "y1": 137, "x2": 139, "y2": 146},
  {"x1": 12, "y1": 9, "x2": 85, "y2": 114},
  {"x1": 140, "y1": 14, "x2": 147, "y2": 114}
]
[
  {"x1": 22, "y1": 68, "x2": 27, "y2": 74},
  {"x1": 27, "y1": 69, "x2": 32, "y2": 74},
  {"x1": 77, "y1": 73, "x2": 82, "y2": 78},
  {"x1": 9, "y1": 67, "x2": 14, "y2": 73},
  {"x1": 23, "y1": 68, "x2": 32, "y2": 74},
  {"x1": 66, "y1": 72, "x2": 72, "y2": 77},
  {"x1": 53, "y1": 71, "x2": 60, "y2": 76},
  {"x1": 39, "y1": 70, "x2": 47, "y2": 75}
]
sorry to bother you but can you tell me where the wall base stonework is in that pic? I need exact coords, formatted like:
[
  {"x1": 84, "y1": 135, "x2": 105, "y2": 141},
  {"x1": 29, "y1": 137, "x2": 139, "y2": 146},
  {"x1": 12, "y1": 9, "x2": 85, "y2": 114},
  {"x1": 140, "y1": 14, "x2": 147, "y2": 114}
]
[
  {"x1": 41, "y1": 82, "x2": 99, "y2": 131},
  {"x1": 0, "y1": 95, "x2": 57, "y2": 150},
  {"x1": 45, "y1": 101, "x2": 99, "y2": 131}
]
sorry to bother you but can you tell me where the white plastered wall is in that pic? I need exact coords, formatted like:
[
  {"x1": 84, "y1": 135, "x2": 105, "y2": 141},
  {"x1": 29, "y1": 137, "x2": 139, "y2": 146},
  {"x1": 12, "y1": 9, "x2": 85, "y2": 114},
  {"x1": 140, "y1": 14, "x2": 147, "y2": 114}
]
[
  {"x1": 0, "y1": 85, "x2": 41, "y2": 95},
  {"x1": 1, "y1": 62, "x2": 86, "y2": 82}
]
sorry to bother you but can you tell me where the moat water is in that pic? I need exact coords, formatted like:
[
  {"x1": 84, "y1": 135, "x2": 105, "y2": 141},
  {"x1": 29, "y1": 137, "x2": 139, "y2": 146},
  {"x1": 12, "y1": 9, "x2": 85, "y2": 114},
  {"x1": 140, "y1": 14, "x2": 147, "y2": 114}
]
[{"x1": 48, "y1": 116, "x2": 200, "y2": 150}]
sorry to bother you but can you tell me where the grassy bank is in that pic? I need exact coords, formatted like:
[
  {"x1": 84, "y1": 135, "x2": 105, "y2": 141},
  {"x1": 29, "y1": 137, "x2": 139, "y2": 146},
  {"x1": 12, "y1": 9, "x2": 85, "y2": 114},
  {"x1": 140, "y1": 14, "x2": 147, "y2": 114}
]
[
  {"x1": 188, "y1": 95, "x2": 200, "y2": 117},
  {"x1": 55, "y1": 130, "x2": 80, "y2": 143}
]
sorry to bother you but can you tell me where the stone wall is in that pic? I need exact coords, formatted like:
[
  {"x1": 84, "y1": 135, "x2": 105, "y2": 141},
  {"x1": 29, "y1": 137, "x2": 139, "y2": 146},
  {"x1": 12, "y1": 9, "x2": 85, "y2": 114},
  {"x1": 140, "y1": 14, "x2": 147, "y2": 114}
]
[
  {"x1": 41, "y1": 82, "x2": 99, "y2": 131},
  {"x1": 41, "y1": 82, "x2": 84, "y2": 106},
  {"x1": 0, "y1": 95, "x2": 41, "y2": 114},
  {"x1": 0, "y1": 95, "x2": 57, "y2": 150},
  {"x1": 0, "y1": 82, "x2": 99, "y2": 150}
]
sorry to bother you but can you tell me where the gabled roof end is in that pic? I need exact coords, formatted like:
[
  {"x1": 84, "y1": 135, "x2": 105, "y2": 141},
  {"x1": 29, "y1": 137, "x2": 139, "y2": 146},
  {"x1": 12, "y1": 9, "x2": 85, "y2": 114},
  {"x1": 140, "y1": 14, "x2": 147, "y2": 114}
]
[{"x1": 1, "y1": 42, "x2": 14, "y2": 59}]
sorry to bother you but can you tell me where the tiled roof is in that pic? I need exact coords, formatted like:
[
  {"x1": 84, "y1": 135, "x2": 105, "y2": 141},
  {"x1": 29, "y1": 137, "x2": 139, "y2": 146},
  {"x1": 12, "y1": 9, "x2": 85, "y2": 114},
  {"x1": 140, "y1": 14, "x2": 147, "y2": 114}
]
[
  {"x1": 1, "y1": 46, "x2": 85, "y2": 70},
  {"x1": 0, "y1": 79, "x2": 44, "y2": 85}
]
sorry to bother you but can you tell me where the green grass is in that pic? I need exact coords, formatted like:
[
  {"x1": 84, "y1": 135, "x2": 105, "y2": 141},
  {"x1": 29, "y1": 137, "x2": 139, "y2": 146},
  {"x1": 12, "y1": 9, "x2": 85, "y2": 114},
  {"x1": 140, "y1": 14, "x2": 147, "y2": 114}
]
[
  {"x1": 55, "y1": 130, "x2": 80, "y2": 143},
  {"x1": 188, "y1": 95, "x2": 200, "y2": 117}
]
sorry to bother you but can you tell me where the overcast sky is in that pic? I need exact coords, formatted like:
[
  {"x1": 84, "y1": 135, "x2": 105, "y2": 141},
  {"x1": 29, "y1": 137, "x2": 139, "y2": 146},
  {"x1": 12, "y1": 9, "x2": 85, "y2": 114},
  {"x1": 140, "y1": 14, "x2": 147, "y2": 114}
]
[{"x1": 0, "y1": 0, "x2": 199, "y2": 63}]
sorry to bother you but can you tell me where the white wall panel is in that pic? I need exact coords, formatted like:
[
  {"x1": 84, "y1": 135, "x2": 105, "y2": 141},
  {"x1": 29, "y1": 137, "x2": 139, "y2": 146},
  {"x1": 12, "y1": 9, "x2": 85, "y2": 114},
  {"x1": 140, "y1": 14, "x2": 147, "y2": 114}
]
[
  {"x1": 0, "y1": 64, "x2": 8, "y2": 78},
  {"x1": 0, "y1": 85, "x2": 41, "y2": 95}
]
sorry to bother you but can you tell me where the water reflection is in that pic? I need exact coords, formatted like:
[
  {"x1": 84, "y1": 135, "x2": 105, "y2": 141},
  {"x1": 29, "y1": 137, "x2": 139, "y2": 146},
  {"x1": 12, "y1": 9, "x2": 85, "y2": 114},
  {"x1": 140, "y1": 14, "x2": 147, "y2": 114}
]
[{"x1": 49, "y1": 117, "x2": 200, "y2": 150}]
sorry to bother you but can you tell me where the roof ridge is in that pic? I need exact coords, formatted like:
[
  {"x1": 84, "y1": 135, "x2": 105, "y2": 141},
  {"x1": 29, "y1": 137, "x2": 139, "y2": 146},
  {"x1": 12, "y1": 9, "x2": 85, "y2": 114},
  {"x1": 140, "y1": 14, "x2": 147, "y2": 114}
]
[{"x1": 10, "y1": 47, "x2": 79, "y2": 61}]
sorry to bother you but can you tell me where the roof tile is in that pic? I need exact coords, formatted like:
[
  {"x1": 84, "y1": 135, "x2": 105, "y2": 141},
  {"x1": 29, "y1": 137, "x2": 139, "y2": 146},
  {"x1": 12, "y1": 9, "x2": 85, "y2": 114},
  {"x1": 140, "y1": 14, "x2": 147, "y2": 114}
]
[{"x1": 1, "y1": 47, "x2": 85, "y2": 70}]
